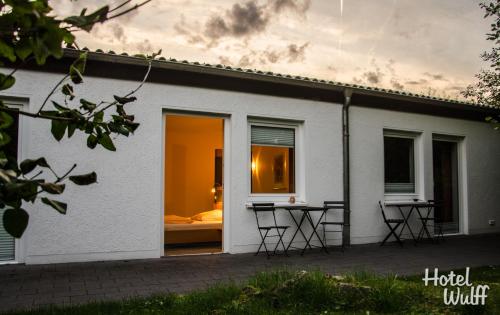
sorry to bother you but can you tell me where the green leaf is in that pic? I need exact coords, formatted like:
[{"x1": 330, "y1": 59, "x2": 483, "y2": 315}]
[
  {"x1": 51, "y1": 101, "x2": 69, "y2": 112},
  {"x1": 32, "y1": 37, "x2": 49, "y2": 65},
  {"x1": 0, "y1": 39, "x2": 16, "y2": 62},
  {"x1": 116, "y1": 105, "x2": 126, "y2": 116},
  {"x1": 93, "y1": 111, "x2": 104, "y2": 123},
  {"x1": 3, "y1": 208, "x2": 29, "y2": 238},
  {"x1": 64, "y1": 6, "x2": 109, "y2": 32},
  {"x1": 0, "y1": 131, "x2": 11, "y2": 147},
  {"x1": 0, "y1": 111, "x2": 13, "y2": 129},
  {"x1": 113, "y1": 96, "x2": 137, "y2": 104},
  {"x1": 41, "y1": 197, "x2": 67, "y2": 214},
  {"x1": 67, "y1": 123, "x2": 77, "y2": 138},
  {"x1": 80, "y1": 99, "x2": 96, "y2": 112},
  {"x1": 87, "y1": 134, "x2": 98, "y2": 149},
  {"x1": 98, "y1": 133, "x2": 116, "y2": 151},
  {"x1": 20, "y1": 157, "x2": 50, "y2": 174},
  {"x1": 0, "y1": 74, "x2": 15, "y2": 91},
  {"x1": 51, "y1": 120, "x2": 68, "y2": 141},
  {"x1": 61, "y1": 84, "x2": 74, "y2": 100},
  {"x1": 72, "y1": 53, "x2": 87, "y2": 74},
  {"x1": 0, "y1": 151, "x2": 8, "y2": 167},
  {"x1": 15, "y1": 37, "x2": 32, "y2": 61},
  {"x1": 69, "y1": 172, "x2": 97, "y2": 185},
  {"x1": 69, "y1": 66, "x2": 83, "y2": 84},
  {"x1": 40, "y1": 183, "x2": 65, "y2": 194}
]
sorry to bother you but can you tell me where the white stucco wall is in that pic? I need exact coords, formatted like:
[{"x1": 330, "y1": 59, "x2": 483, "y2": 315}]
[
  {"x1": 2, "y1": 68, "x2": 499, "y2": 264},
  {"x1": 2, "y1": 69, "x2": 343, "y2": 264},
  {"x1": 349, "y1": 106, "x2": 500, "y2": 244}
]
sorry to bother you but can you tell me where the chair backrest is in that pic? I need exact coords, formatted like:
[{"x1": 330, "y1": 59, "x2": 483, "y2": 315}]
[
  {"x1": 426, "y1": 199, "x2": 442, "y2": 220},
  {"x1": 323, "y1": 201, "x2": 344, "y2": 221},
  {"x1": 378, "y1": 201, "x2": 388, "y2": 222},
  {"x1": 323, "y1": 201, "x2": 345, "y2": 208},
  {"x1": 252, "y1": 203, "x2": 277, "y2": 227}
]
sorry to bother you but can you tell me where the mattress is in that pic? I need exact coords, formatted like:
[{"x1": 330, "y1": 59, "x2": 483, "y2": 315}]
[{"x1": 164, "y1": 220, "x2": 222, "y2": 231}]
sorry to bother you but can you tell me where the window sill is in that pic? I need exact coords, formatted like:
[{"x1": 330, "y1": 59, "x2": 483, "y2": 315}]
[
  {"x1": 245, "y1": 201, "x2": 307, "y2": 209},
  {"x1": 384, "y1": 193, "x2": 420, "y2": 202}
]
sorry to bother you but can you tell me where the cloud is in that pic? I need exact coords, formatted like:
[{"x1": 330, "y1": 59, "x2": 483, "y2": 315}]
[
  {"x1": 287, "y1": 42, "x2": 309, "y2": 62},
  {"x1": 423, "y1": 72, "x2": 448, "y2": 81},
  {"x1": 218, "y1": 41, "x2": 310, "y2": 68},
  {"x1": 390, "y1": 78, "x2": 404, "y2": 90},
  {"x1": 405, "y1": 79, "x2": 428, "y2": 85},
  {"x1": 363, "y1": 71, "x2": 383, "y2": 84},
  {"x1": 109, "y1": 23, "x2": 127, "y2": 43},
  {"x1": 204, "y1": 1, "x2": 269, "y2": 40},
  {"x1": 135, "y1": 39, "x2": 153, "y2": 53},
  {"x1": 271, "y1": 0, "x2": 311, "y2": 15},
  {"x1": 176, "y1": 0, "x2": 312, "y2": 46}
]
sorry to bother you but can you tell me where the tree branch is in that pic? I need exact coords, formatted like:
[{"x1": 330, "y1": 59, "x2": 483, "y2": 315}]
[
  {"x1": 37, "y1": 74, "x2": 69, "y2": 114},
  {"x1": 107, "y1": 0, "x2": 153, "y2": 20}
]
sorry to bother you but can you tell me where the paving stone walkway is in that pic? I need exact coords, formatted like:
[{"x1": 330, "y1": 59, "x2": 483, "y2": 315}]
[{"x1": 1, "y1": 233, "x2": 499, "y2": 312}]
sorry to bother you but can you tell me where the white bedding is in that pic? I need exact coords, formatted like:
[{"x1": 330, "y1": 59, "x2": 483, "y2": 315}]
[{"x1": 164, "y1": 220, "x2": 222, "y2": 231}]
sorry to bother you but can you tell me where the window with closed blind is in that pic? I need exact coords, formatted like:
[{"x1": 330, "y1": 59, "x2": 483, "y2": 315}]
[
  {"x1": 0, "y1": 108, "x2": 19, "y2": 262},
  {"x1": 250, "y1": 125, "x2": 295, "y2": 194},
  {"x1": 384, "y1": 132, "x2": 416, "y2": 194}
]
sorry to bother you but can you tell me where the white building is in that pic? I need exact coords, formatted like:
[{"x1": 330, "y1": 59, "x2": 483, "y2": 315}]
[{"x1": 1, "y1": 49, "x2": 499, "y2": 264}]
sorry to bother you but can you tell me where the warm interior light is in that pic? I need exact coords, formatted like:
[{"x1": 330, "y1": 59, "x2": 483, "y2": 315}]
[
  {"x1": 251, "y1": 160, "x2": 256, "y2": 171},
  {"x1": 211, "y1": 187, "x2": 216, "y2": 193}
]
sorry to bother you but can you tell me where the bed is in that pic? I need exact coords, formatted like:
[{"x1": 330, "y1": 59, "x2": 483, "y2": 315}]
[
  {"x1": 164, "y1": 210, "x2": 222, "y2": 244},
  {"x1": 165, "y1": 220, "x2": 222, "y2": 231}
]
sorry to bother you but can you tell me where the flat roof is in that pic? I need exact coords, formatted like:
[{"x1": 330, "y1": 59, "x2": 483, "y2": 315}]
[{"x1": 18, "y1": 48, "x2": 500, "y2": 121}]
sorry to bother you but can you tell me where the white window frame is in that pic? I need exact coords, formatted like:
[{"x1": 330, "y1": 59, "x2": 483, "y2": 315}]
[
  {"x1": 383, "y1": 129, "x2": 422, "y2": 201},
  {"x1": 247, "y1": 119, "x2": 305, "y2": 204}
]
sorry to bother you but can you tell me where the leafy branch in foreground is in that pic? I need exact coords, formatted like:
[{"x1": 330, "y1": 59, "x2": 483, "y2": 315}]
[
  {"x1": 0, "y1": 0, "x2": 156, "y2": 237},
  {"x1": 463, "y1": 1, "x2": 500, "y2": 112}
]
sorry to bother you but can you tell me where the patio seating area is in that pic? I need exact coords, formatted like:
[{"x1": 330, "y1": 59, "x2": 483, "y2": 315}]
[
  {"x1": 251, "y1": 199, "x2": 442, "y2": 258},
  {"x1": 251, "y1": 202, "x2": 346, "y2": 258},
  {"x1": 0, "y1": 233, "x2": 499, "y2": 312}
]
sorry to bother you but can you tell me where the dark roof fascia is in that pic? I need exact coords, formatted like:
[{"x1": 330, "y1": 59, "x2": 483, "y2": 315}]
[{"x1": 17, "y1": 49, "x2": 500, "y2": 122}]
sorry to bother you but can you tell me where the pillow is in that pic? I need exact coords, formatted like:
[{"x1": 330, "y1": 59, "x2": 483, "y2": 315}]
[
  {"x1": 164, "y1": 214, "x2": 193, "y2": 224},
  {"x1": 191, "y1": 209, "x2": 222, "y2": 221}
]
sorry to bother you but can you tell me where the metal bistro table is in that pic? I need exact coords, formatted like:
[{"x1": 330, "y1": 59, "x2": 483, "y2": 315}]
[
  {"x1": 384, "y1": 200, "x2": 430, "y2": 244},
  {"x1": 276, "y1": 205, "x2": 329, "y2": 255}
]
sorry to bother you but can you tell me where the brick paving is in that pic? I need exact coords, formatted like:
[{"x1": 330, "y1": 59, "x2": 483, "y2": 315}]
[{"x1": 0, "y1": 233, "x2": 499, "y2": 312}]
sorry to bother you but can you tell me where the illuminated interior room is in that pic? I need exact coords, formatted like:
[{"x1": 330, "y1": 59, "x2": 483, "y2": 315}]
[
  {"x1": 251, "y1": 125, "x2": 295, "y2": 194},
  {"x1": 164, "y1": 115, "x2": 223, "y2": 256}
]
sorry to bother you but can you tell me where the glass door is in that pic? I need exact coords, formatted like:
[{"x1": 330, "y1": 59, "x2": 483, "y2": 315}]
[{"x1": 432, "y1": 140, "x2": 460, "y2": 234}]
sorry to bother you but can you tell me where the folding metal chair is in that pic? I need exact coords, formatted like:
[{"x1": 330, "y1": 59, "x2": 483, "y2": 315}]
[
  {"x1": 417, "y1": 200, "x2": 444, "y2": 242},
  {"x1": 320, "y1": 201, "x2": 345, "y2": 251},
  {"x1": 252, "y1": 203, "x2": 290, "y2": 258},
  {"x1": 379, "y1": 201, "x2": 404, "y2": 247}
]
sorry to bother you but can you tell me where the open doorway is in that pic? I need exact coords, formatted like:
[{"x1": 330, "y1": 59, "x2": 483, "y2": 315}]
[
  {"x1": 433, "y1": 139, "x2": 460, "y2": 234},
  {"x1": 164, "y1": 114, "x2": 224, "y2": 256}
]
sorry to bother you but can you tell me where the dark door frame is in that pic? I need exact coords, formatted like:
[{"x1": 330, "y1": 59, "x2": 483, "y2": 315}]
[{"x1": 432, "y1": 134, "x2": 466, "y2": 235}]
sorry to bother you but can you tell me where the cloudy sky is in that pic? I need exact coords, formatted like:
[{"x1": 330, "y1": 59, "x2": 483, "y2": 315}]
[{"x1": 53, "y1": 0, "x2": 493, "y2": 99}]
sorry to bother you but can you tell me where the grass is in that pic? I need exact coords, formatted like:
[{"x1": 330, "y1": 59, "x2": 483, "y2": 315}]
[{"x1": 3, "y1": 266, "x2": 500, "y2": 315}]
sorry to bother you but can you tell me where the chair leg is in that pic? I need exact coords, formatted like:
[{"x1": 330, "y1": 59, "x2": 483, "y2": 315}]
[
  {"x1": 323, "y1": 225, "x2": 327, "y2": 252},
  {"x1": 382, "y1": 223, "x2": 403, "y2": 247},
  {"x1": 422, "y1": 222, "x2": 432, "y2": 241},
  {"x1": 255, "y1": 230, "x2": 271, "y2": 258},
  {"x1": 380, "y1": 229, "x2": 393, "y2": 246},
  {"x1": 340, "y1": 226, "x2": 345, "y2": 252},
  {"x1": 255, "y1": 230, "x2": 266, "y2": 256},
  {"x1": 394, "y1": 223, "x2": 403, "y2": 246},
  {"x1": 273, "y1": 229, "x2": 288, "y2": 256}
]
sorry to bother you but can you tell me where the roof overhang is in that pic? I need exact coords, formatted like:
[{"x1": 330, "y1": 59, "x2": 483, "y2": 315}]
[{"x1": 14, "y1": 49, "x2": 500, "y2": 122}]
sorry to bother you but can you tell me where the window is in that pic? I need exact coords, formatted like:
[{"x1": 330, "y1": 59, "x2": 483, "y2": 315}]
[
  {"x1": 384, "y1": 135, "x2": 415, "y2": 193},
  {"x1": 0, "y1": 107, "x2": 19, "y2": 261},
  {"x1": 250, "y1": 125, "x2": 295, "y2": 194}
]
